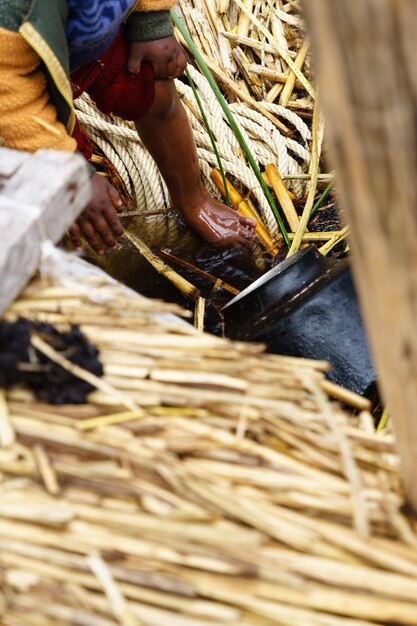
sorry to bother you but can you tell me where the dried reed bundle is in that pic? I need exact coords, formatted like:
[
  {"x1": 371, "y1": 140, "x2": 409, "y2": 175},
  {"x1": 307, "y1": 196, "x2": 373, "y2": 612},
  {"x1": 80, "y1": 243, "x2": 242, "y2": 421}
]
[
  {"x1": 176, "y1": 0, "x2": 313, "y2": 109},
  {"x1": 1, "y1": 267, "x2": 416, "y2": 626}
]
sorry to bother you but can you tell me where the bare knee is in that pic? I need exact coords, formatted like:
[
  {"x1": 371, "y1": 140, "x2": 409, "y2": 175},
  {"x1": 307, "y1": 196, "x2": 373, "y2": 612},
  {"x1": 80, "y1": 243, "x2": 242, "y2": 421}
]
[{"x1": 140, "y1": 78, "x2": 179, "y2": 122}]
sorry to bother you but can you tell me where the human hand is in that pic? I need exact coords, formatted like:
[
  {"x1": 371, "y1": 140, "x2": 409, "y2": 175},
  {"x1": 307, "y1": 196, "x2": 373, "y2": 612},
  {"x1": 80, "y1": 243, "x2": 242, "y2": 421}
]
[
  {"x1": 178, "y1": 191, "x2": 257, "y2": 251},
  {"x1": 69, "y1": 173, "x2": 124, "y2": 255},
  {"x1": 127, "y1": 36, "x2": 187, "y2": 79}
]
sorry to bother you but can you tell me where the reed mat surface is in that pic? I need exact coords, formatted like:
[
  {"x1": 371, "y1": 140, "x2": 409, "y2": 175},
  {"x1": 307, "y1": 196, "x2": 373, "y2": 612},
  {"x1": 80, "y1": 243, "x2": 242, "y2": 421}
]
[{"x1": 1, "y1": 268, "x2": 416, "y2": 626}]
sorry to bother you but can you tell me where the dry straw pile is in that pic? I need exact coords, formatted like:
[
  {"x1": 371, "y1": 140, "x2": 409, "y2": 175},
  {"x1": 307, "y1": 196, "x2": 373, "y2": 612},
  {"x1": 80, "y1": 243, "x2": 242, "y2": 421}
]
[
  {"x1": 175, "y1": 0, "x2": 313, "y2": 115},
  {"x1": 1, "y1": 262, "x2": 417, "y2": 626}
]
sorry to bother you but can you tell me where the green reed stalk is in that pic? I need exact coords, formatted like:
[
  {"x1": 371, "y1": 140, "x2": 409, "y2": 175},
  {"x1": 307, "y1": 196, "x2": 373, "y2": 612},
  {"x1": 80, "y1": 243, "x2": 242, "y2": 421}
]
[
  {"x1": 310, "y1": 182, "x2": 333, "y2": 218},
  {"x1": 185, "y1": 67, "x2": 231, "y2": 207}
]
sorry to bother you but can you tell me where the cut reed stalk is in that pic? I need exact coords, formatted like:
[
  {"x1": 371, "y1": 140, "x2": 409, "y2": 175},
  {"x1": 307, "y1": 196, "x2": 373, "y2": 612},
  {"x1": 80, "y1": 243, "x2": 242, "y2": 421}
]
[
  {"x1": 318, "y1": 226, "x2": 349, "y2": 256},
  {"x1": 76, "y1": 410, "x2": 147, "y2": 432},
  {"x1": 194, "y1": 297, "x2": 206, "y2": 331},
  {"x1": 0, "y1": 388, "x2": 15, "y2": 447},
  {"x1": 321, "y1": 380, "x2": 371, "y2": 412},
  {"x1": 236, "y1": 0, "x2": 254, "y2": 37},
  {"x1": 125, "y1": 232, "x2": 200, "y2": 301},
  {"x1": 283, "y1": 174, "x2": 334, "y2": 181},
  {"x1": 286, "y1": 98, "x2": 320, "y2": 257},
  {"x1": 274, "y1": 231, "x2": 345, "y2": 241},
  {"x1": 247, "y1": 64, "x2": 288, "y2": 82},
  {"x1": 221, "y1": 32, "x2": 281, "y2": 56},
  {"x1": 265, "y1": 164, "x2": 301, "y2": 231},
  {"x1": 88, "y1": 554, "x2": 144, "y2": 626},
  {"x1": 279, "y1": 39, "x2": 310, "y2": 107},
  {"x1": 210, "y1": 168, "x2": 280, "y2": 254},
  {"x1": 33, "y1": 445, "x2": 59, "y2": 495},
  {"x1": 157, "y1": 250, "x2": 240, "y2": 295}
]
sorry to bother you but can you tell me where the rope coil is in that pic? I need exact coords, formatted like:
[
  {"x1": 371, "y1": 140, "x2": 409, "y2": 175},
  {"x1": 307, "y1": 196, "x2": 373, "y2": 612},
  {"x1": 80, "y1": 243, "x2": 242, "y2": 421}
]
[{"x1": 75, "y1": 65, "x2": 311, "y2": 233}]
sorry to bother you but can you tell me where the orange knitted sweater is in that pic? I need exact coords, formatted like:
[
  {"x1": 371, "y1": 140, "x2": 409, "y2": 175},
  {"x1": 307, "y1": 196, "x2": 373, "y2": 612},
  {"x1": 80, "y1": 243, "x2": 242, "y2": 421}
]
[
  {"x1": 0, "y1": 28, "x2": 77, "y2": 153},
  {"x1": 0, "y1": 0, "x2": 176, "y2": 154}
]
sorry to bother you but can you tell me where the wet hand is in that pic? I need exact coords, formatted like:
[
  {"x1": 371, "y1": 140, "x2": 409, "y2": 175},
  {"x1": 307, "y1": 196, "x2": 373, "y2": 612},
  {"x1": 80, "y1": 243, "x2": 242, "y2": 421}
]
[
  {"x1": 178, "y1": 192, "x2": 257, "y2": 251},
  {"x1": 69, "y1": 173, "x2": 124, "y2": 255},
  {"x1": 127, "y1": 36, "x2": 187, "y2": 80}
]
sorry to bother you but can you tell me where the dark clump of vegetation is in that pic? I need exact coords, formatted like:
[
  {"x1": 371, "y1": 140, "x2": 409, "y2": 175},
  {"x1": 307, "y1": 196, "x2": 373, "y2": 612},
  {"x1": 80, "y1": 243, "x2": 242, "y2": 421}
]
[{"x1": 0, "y1": 319, "x2": 103, "y2": 403}]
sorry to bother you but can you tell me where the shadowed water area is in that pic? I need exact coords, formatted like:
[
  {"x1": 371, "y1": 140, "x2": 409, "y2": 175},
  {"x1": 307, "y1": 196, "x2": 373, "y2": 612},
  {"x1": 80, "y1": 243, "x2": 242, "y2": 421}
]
[
  {"x1": 87, "y1": 213, "x2": 271, "y2": 334},
  {"x1": 86, "y1": 202, "x2": 342, "y2": 335}
]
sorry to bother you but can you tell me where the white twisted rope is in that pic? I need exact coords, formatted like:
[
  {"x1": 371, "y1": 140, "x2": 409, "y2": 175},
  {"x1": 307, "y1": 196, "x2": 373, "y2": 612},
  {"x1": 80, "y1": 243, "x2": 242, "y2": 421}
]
[
  {"x1": 227, "y1": 105, "x2": 290, "y2": 171},
  {"x1": 228, "y1": 101, "x2": 310, "y2": 197},
  {"x1": 74, "y1": 66, "x2": 311, "y2": 234},
  {"x1": 87, "y1": 128, "x2": 132, "y2": 192},
  {"x1": 261, "y1": 102, "x2": 312, "y2": 141}
]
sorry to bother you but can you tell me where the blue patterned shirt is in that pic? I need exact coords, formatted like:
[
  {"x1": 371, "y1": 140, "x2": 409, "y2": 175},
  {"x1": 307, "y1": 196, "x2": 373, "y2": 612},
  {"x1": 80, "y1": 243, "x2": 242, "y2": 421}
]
[{"x1": 66, "y1": 0, "x2": 136, "y2": 69}]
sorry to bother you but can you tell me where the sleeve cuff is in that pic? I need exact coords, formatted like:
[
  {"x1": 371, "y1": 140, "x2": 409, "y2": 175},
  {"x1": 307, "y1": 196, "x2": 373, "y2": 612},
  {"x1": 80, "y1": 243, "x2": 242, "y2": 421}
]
[{"x1": 125, "y1": 11, "x2": 174, "y2": 42}]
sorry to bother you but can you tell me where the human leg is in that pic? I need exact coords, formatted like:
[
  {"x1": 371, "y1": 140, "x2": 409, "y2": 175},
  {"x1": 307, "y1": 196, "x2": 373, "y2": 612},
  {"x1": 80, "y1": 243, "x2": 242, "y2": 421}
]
[{"x1": 135, "y1": 79, "x2": 256, "y2": 249}]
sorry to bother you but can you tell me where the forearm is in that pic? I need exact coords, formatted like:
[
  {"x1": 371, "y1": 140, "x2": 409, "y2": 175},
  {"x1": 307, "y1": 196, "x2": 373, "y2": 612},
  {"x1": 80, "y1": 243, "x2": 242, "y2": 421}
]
[{"x1": 0, "y1": 28, "x2": 76, "y2": 153}]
